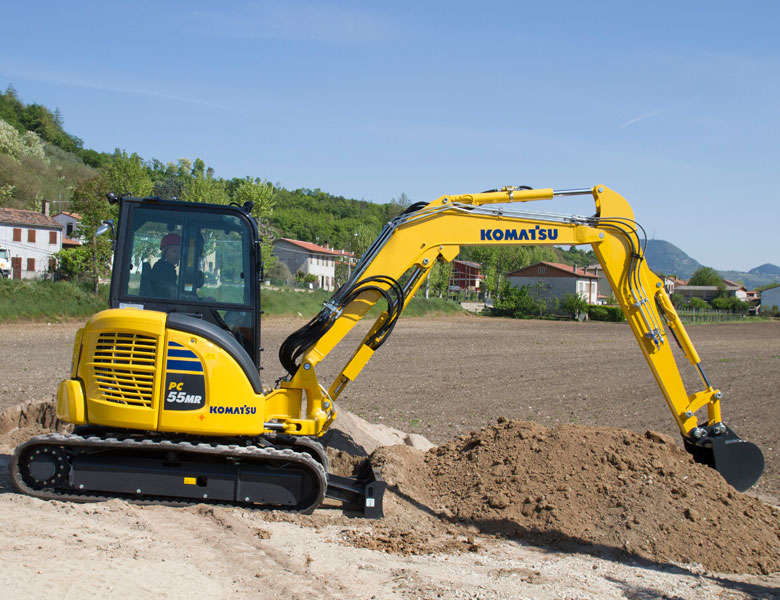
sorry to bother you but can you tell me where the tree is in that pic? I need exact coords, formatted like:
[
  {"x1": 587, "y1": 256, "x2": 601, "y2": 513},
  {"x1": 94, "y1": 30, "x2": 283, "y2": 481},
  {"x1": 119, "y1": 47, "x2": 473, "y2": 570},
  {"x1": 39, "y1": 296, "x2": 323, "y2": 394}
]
[
  {"x1": 62, "y1": 175, "x2": 113, "y2": 293},
  {"x1": 103, "y1": 150, "x2": 153, "y2": 197},
  {"x1": 351, "y1": 224, "x2": 374, "y2": 259},
  {"x1": 427, "y1": 261, "x2": 452, "y2": 298},
  {"x1": 181, "y1": 173, "x2": 228, "y2": 204},
  {"x1": 0, "y1": 118, "x2": 46, "y2": 160},
  {"x1": 153, "y1": 176, "x2": 185, "y2": 200},
  {"x1": 233, "y1": 178, "x2": 276, "y2": 265},
  {"x1": 233, "y1": 178, "x2": 274, "y2": 219},
  {"x1": 558, "y1": 245, "x2": 597, "y2": 267},
  {"x1": 387, "y1": 192, "x2": 412, "y2": 219},
  {"x1": 688, "y1": 266, "x2": 724, "y2": 287},
  {"x1": 176, "y1": 158, "x2": 192, "y2": 178},
  {"x1": 191, "y1": 157, "x2": 206, "y2": 178}
]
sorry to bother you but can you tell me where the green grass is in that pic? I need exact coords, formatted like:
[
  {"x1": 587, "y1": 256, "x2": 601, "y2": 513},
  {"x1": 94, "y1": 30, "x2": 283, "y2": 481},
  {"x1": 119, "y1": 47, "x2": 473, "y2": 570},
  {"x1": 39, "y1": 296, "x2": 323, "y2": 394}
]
[
  {"x1": 0, "y1": 280, "x2": 466, "y2": 322},
  {"x1": 0, "y1": 279, "x2": 110, "y2": 322},
  {"x1": 260, "y1": 288, "x2": 465, "y2": 318},
  {"x1": 260, "y1": 288, "x2": 334, "y2": 316}
]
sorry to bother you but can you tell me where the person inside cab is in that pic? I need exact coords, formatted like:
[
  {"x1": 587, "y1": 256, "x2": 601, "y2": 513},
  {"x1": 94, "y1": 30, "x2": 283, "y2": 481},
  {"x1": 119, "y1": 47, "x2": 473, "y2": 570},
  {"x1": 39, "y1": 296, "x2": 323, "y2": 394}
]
[{"x1": 149, "y1": 233, "x2": 180, "y2": 298}]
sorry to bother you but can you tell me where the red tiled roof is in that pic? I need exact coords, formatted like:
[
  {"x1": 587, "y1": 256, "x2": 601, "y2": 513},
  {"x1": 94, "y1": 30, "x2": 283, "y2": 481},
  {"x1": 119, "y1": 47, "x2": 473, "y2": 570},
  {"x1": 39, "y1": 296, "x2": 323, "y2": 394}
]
[
  {"x1": 453, "y1": 259, "x2": 482, "y2": 269},
  {"x1": 506, "y1": 261, "x2": 600, "y2": 279},
  {"x1": 0, "y1": 207, "x2": 62, "y2": 229},
  {"x1": 275, "y1": 238, "x2": 354, "y2": 256},
  {"x1": 56, "y1": 211, "x2": 82, "y2": 220},
  {"x1": 722, "y1": 279, "x2": 745, "y2": 290},
  {"x1": 62, "y1": 237, "x2": 82, "y2": 247}
]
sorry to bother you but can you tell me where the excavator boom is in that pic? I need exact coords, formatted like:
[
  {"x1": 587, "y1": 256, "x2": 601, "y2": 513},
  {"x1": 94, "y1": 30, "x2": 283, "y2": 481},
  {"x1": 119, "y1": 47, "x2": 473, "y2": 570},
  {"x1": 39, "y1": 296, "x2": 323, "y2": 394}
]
[{"x1": 279, "y1": 185, "x2": 763, "y2": 491}]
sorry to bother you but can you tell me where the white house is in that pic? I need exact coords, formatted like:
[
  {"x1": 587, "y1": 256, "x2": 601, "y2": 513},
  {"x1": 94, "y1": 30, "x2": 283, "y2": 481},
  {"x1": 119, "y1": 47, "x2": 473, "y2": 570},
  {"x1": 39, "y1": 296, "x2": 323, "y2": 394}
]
[
  {"x1": 272, "y1": 238, "x2": 353, "y2": 292},
  {"x1": 0, "y1": 205, "x2": 63, "y2": 279},
  {"x1": 52, "y1": 211, "x2": 83, "y2": 248},
  {"x1": 722, "y1": 279, "x2": 749, "y2": 302},
  {"x1": 674, "y1": 281, "x2": 748, "y2": 303},
  {"x1": 506, "y1": 261, "x2": 600, "y2": 305}
]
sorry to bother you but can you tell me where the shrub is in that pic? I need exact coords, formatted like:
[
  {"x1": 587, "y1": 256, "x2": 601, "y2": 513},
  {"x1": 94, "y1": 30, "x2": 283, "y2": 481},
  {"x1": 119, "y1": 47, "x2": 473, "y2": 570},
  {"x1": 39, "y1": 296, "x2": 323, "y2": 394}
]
[
  {"x1": 588, "y1": 305, "x2": 625, "y2": 322},
  {"x1": 687, "y1": 297, "x2": 709, "y2": 310},
  {"x1": 561, "y1": 293, "x2": 588, "y2": 320},
  {"x1": 491, "y1": 282, "x2": 540, "y2": 319}
]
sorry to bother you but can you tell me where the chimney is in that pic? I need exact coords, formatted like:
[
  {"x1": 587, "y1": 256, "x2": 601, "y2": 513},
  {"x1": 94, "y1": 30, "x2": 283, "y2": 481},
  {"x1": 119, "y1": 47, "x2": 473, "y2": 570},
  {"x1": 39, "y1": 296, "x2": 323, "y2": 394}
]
[{"x1": 41, "y1": 200, "x2": 50, "y2": 216}]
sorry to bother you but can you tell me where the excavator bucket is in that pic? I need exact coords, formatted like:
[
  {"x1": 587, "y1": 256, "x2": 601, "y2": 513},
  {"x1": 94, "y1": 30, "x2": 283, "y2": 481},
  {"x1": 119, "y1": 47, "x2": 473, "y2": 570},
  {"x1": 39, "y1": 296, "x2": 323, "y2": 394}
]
[{"x1": 683, "y1": 426, "x2": 764, "y2": 492}]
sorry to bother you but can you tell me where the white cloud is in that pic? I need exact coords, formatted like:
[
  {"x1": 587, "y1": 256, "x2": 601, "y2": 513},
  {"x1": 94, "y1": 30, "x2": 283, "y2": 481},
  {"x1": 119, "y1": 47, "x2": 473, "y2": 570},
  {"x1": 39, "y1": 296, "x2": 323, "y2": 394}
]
[{"x1": 620, "y1": 109, "x2": 665, "y2": 129}]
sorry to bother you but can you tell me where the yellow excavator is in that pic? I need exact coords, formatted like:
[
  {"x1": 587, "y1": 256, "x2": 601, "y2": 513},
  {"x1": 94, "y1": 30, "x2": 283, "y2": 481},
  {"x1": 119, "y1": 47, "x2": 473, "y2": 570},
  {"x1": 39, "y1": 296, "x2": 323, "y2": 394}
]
[{"x1": 9, "y1": 185, "x2": 764, "y2": 516}]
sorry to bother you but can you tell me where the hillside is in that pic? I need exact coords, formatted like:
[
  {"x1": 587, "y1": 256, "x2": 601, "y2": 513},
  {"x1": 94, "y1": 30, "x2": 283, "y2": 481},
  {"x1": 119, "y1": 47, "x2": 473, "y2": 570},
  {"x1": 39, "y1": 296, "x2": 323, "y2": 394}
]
[
  {"x1": 643, "y1": 239, "x2": 702, "y2": 279},
  {"x1": 750, "y1": 263, "x2": 780, "y2": 276},
  {"x1": 718, "y1": 269, "x2": 780, "y2": 291},
  {"x1": 644, "y1": 239, "x2": 780, "y2": 290}
]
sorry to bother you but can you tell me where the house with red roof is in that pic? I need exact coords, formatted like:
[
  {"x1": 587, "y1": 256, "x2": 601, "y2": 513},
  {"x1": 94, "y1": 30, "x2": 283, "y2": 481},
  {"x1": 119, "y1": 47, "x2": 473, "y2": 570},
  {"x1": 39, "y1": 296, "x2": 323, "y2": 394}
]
[
  {"x1": 450, "y1": 259, "x2": 482, "y2": 292},
  {"x1": 0, "y1": 203, "x2": 62, "y2": 279},
  {"x1": 272, "y1": 238, "x2": 354, "y2": 291},
  {"x1": 52, "y1": 211, "x2": 83, "y2": 248},
  {"x1": 506, "y1": 261, "x2": 601, "y2": 305}
]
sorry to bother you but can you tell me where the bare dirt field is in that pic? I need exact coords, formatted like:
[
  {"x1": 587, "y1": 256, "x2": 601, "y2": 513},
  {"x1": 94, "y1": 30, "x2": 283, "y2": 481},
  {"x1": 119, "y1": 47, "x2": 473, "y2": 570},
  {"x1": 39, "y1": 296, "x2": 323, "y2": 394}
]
[{"x1": 0, "y1": 316, "x2": 778, "y2": 599}]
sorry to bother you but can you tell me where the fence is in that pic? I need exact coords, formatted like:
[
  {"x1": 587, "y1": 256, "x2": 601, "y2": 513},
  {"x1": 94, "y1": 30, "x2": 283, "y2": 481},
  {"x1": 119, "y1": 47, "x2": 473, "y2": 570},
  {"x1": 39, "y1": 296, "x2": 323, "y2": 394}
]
[{"x1": 676, "y1": 308, "x2": 747, "y2": 324}]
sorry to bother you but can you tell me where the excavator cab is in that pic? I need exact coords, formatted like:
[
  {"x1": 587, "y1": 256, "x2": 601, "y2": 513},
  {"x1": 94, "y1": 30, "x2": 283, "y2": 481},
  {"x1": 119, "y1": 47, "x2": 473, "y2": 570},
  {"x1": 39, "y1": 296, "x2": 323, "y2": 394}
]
[{"x1": 109, "y1": 196, "x2": 263, "y2": 364}]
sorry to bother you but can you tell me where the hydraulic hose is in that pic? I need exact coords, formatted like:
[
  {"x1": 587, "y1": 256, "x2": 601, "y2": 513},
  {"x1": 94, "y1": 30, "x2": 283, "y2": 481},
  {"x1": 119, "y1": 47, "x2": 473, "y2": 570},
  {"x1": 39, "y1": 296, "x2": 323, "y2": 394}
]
[{"x1": 278, "y1": 274, "x2": 405, "y2": 377}]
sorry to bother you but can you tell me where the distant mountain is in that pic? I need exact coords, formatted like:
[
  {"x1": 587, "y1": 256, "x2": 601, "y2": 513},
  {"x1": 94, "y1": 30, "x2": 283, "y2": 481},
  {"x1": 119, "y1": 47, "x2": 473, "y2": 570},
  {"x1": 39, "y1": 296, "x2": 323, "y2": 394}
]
[
  {"x1": 644, "y1": 240, "x2": 702, "y2": 280},
  {"x1": 718, "y1": 270, "x2": 780, "y2": 291},
  {"x1": 749, "y1": 263, "x2": 780, "y2": 276},
  {"x1": 643, "y1": 240, "x2": 780, "y2": 290}
]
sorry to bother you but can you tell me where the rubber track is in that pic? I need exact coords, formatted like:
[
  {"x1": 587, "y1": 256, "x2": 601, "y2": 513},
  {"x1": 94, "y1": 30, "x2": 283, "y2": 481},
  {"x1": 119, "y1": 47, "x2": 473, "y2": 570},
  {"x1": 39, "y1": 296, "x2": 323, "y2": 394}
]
[{"x1": 9, "y1": 432, "x2": 328, "y2": 514}]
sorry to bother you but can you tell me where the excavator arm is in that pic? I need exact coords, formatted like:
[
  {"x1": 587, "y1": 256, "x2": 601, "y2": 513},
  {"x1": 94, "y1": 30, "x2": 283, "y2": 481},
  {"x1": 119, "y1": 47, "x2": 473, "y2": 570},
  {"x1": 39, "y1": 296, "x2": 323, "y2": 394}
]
[{"x1": 275, "y1": 185, "x2": 763, "y2": 491}]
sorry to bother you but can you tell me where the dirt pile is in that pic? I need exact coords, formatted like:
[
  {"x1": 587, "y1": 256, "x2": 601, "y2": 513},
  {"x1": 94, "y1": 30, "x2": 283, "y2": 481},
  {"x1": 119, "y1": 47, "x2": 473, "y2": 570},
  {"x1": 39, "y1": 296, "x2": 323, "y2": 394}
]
[
  {"x1": 0, "y1": 401, "x2": 71, "y2": 446},
  {"x1": 372, "y1": 418, "x2": 779, "y2": 575}
]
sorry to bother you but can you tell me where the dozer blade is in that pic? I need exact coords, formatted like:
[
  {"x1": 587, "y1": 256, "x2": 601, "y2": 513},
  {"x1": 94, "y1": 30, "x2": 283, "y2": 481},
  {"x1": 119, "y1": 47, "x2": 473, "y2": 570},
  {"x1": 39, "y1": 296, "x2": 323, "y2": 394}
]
[{"x1": 683, "y1": 425, "x2": 764, "y2": 492}]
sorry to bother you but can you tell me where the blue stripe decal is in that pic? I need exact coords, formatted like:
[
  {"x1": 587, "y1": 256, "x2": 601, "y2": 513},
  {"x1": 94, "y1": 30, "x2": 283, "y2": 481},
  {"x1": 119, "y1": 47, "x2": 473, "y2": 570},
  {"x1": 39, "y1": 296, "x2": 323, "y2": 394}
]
[
  {"x1": 166, "y1": 359, "x2": 203, "y2": 372},
  {"x1": 168, "y1": 349, "x2": 198, "y2": 359},
  {"x1": 168, "y1": 341, "x2": 184, "y2": 347}
]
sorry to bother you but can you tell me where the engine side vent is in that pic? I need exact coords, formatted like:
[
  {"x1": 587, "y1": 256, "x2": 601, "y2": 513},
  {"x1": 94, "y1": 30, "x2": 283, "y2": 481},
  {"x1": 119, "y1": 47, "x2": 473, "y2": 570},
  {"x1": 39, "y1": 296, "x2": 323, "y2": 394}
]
[{"x1": 91, "y1": 332, "x2": 158, "y2": 408}]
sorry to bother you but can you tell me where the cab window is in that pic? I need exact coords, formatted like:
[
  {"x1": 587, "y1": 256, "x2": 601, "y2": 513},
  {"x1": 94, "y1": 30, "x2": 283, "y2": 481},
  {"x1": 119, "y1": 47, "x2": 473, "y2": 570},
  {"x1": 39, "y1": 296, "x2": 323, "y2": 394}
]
[{"x1": 124, "y1": 206, "x2": 252, "y2": 307}]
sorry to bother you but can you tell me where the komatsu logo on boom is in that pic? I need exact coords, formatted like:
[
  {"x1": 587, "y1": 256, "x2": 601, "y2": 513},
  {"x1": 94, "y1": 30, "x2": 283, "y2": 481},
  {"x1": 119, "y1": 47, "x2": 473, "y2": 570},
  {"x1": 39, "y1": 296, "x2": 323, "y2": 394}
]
[{"x1": 480, "y1": 226, "x2": 559, "y2": 241}]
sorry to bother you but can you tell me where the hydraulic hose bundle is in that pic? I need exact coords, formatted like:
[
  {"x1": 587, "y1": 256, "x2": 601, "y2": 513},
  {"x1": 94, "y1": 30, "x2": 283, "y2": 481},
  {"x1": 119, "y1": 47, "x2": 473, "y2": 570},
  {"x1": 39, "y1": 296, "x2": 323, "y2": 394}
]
[{"x1": 278, "y1": 274, "x2": 405, "y2": 377}]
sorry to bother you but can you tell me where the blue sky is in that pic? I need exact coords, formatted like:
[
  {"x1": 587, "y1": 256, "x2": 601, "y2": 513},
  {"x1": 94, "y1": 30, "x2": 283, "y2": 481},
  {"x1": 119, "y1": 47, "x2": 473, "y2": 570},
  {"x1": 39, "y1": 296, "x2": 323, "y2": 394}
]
[{"x1": 1, "y1": 1, "x2": 778, "y2": 271}]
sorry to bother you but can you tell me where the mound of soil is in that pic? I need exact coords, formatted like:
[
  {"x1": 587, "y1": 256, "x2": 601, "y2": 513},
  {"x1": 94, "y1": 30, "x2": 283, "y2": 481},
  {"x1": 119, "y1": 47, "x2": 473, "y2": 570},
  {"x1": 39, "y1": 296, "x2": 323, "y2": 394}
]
[
  {"x1": 0, "y1": 401, "x2": 71, "y2": 446},
  {"x1": 372, "y1": 419, "x2": 779, "y2": 575}
]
